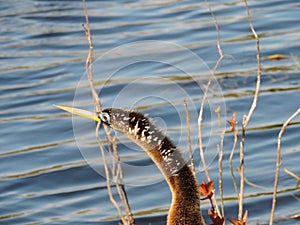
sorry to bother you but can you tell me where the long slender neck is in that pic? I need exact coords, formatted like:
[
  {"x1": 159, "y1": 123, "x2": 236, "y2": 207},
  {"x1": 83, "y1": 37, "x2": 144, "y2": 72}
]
[
  {"x1": 125, "y1": 118, "x2": 206, "y2": 225},
  {"x1": 107, "y1": 108, "x2": 206, "y2": 224},
  {"x1": 138, "y1": 135, "x2": 205, "y2": 225}
]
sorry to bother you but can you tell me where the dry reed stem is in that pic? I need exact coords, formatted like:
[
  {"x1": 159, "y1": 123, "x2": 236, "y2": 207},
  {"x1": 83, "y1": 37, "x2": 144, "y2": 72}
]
[
  {"x1": 82, "y1": 1, "x2": 134, "y2": 224},
  {"x1": 269, "y1": 108, "x2": 300, "y2": 225},
  {"x1": 95, "y1": 124, "x2": 125, "y2": 222},
  {"x1": 199, "y1": 0, "x2": 224, "y2": 179},
  {"x1": 284, "y1": 168, "x2": 300, "y2": 181},
  {"x1": 103, "y1": 130, "x2": 131, "y2": 223},
  {"x1": 216, "y1": 107, "x2": 226, "y2": 220},
  {"x1": 242, "y1": 0, "x2": 261, "y2": 127},
  {"x1": 218, "y1": 143, "x2": 225, "y2": 219},
  {"x1": 238, "y1": 0, "x2": 261, "y2": 220},
  {"x1": 111, "y1": 137, "x2": 134, "y2": 224},
  {"x1": 244, "y1": 175, "x2": 268, "y2": 190},
  {"x1": 184, "y1": 99, "x2": 195, "y2": 174},
  {"x1": 229, "y1": 124, "x2": 239, "y2": 198},
  {"x1": 238, "y1": 124, "x2": 246, "y2": 221},
  {"x1": 197, "y1": 0, "x2": 224, "y2": 218},
  {"x1": 82, "y1": 1, "x2": 101, "y2": 112}
]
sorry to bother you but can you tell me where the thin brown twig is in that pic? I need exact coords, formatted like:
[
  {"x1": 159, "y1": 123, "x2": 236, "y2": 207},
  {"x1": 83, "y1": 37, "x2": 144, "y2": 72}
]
[
  {"x1": 215, "y1": 106, "x2": 225, "y2": 219},
  {"x1": 284, "y1": 168, "x2": 300, "y2": 181},
  {"x1": 111, "y1": 135, "x2": 134, "y2": 224},
  {"x1": 242, "y1": 0, "x2": 261, "y2": 128},
  {"x1": 244, "y1": 174, "x2": 268, "y2": 190},
  {"x1": 238, "y1": 117, "x2": 246, "y2": 221},
  {"x1": 184, "y1": 99, "x2": 195, "y2": 174},
  {"x1": 269, "y1": 108, "x2": 300, "y2": 225},
  {"x1": 218, "y1": 143, "x2": 225, "y2": 219},
  {"x1": 83, "y1": 0, "x2": 124, "y2": 221},
  {"x1": 204, "y1": 0, "x2": 223, "y2": 57},
  {"x1": 82, "y1": 1, "x2": 101, "y2": 112},
  {"x1": 198, "y1": 0, "x2": 224, "y2": 219},
  {"x1": 229, "y1": 123, "x2": 239, "y2": 198},
  {"x1": 238, "y1": 0, "x2": 261, "y2": 220},
  {"x1": 82, "y1": 1, "x2": 134, "y2": 224},
  {"x1": 95, "y1": 124, "x2": 126, "y2": 223},
  {"x1": 199, "y1": 0, "x2": 225, "y2": 219},
  {"x1": 199, "y1": 0, "x2": 224, "y2": 179}
]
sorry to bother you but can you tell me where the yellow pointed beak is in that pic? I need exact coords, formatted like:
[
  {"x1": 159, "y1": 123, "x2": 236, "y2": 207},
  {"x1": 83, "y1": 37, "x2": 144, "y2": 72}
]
[{"x1": 54, "y1": 104, "x2": 100, "y2": 122}]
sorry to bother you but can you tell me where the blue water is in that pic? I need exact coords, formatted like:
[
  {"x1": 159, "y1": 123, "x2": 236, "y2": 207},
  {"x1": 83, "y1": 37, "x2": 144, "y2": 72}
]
[{"x1": 1, "y1": 0, "x2": 299, "y2": 224}]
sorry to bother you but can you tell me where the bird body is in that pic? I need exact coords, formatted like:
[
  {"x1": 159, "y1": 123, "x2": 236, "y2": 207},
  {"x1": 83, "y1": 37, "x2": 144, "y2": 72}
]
[{"x1": 100, "y1": 108, "x2": 206, "y2": 225}]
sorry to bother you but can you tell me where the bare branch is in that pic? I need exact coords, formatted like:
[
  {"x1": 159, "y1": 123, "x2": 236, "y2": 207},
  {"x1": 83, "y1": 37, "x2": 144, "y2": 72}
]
[
  {"x1": 199, "y1": 0, "x2": 224, "y2": 177},
  {"x1": 184, "y1": 99, "x2": 195, "y2": 174},
  {"x1": 284, "y1": 168, "x2": 300, "y2": 181},
  {"x1": 198, "y1": 0, "x2": 225, "y2": 218},
  {"x1": 238, "y1": 0, "x2": 262, "y2": 219},
  {"x1": 82, "y1": 1, "x2": 134, "y2": 224},
  {"x1": 95, "y1": 124, "x2": 125, "y2": 222},
  {"x1": 229, "y1": 115, "x2": 239, "y2": 198},
  {"x1": 218, "y1": 142, "x2": 225, "y2": 219},
  {"x1": 204, "y1": 0, "x2": 224, "y2": 58},
  {"x1": 82, "y1": 1, "x2": 101, "y2": 112},
  {"x1": 215, "y1": 107, "x2": 226, "y2": 219},
  {"x1": 242, "y1": 0, "x2": 261, "y2": 128},
  {"x1": 269, "y1": 108, "x2": 300, "y2": 225}
]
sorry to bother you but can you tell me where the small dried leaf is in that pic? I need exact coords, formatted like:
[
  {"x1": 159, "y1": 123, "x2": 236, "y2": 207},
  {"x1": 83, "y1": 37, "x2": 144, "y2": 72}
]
[
  {"x1": 199, "y1": 180, "x2": 214, "y2": 199},
  {"x1": 227, "y1": 218, "x2": 241, "y2": 225},
  {"x1": 227, "y1": 218, "x2": 239, "y2": 225},
  {"x1": 227, "y1": 112, "x2": 236, "y2": 132},
  {"x1": 227, "y1": 210, "x2": 248, "y2": 225},
  {"x1": 208, "y1": 209, "x2": 224, "y2": 225}
]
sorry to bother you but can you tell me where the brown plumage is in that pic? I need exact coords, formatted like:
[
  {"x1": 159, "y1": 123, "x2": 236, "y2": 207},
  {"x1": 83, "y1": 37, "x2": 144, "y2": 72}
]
[{"x1": 99, "y1": 108, "x2": 206, "y2": 225}]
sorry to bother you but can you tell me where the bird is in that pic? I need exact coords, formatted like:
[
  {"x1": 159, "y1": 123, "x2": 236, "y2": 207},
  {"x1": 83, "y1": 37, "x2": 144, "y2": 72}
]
[{"x1": 54, "y1": 105, "x2": 206, "y2": 225}]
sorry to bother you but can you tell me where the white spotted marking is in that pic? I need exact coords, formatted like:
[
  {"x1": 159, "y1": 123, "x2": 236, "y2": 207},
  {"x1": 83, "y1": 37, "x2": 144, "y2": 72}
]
[{"x1": 134, "y1": 121, "x2": 140, "y2": 135}]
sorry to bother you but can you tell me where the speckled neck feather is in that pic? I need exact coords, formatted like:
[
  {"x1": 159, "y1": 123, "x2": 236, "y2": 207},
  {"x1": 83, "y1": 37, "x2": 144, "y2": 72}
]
[{"x1": 101, "y1": 108, "x2": 206, "y2": 225}]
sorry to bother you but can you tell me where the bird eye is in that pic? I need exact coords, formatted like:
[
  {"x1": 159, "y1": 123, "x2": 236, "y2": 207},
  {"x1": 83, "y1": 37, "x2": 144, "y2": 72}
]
[{"x1": 99, "y1": 112, "x2": 110, "y2": 124}]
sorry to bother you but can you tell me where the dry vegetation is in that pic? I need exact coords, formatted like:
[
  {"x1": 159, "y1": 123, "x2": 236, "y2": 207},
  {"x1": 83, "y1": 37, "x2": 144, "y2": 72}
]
[{"x1": 81, "y1": 0, "x2": 300, "y2": 224}]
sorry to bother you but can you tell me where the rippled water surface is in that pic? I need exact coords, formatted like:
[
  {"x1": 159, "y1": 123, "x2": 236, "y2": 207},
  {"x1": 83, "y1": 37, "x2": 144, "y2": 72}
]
[{"x1": 1, "y1": 0, "x2": 299, "y2": 224}]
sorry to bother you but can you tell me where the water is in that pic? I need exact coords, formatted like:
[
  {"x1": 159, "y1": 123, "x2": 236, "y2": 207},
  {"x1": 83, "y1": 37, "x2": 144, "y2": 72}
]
[{"x1": 1, "y1": 0, "x2": 299, "y2": 224}]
